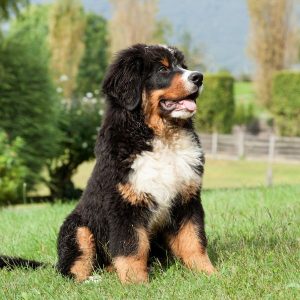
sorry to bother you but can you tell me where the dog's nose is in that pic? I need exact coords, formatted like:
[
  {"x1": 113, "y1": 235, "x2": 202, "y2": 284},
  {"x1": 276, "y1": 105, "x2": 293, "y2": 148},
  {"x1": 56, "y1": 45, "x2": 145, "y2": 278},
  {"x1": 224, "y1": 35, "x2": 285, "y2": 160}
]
[{"x1": 188, "y1": 72, "x2": 203, "y2": 87}]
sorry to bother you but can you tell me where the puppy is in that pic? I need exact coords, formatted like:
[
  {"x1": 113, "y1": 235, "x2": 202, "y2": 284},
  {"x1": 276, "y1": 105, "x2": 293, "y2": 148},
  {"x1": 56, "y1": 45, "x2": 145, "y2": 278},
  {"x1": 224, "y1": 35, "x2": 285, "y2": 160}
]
[{"x1": 0, "y1": 44, "x2": 215, "y2": 283}]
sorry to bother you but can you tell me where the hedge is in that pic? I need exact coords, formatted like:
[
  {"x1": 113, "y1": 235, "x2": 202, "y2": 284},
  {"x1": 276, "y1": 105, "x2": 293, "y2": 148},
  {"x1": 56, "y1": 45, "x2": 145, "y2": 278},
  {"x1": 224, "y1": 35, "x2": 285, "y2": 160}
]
[
  {"x1": 272, "y1": 71, "x2": 300, "y2": 137},
  {"x1": 195, "y1": 73, "x2": 235, "y2": 133},
  {"x1": 0, "y1": 130, "x2": 28, "y2": 205}
]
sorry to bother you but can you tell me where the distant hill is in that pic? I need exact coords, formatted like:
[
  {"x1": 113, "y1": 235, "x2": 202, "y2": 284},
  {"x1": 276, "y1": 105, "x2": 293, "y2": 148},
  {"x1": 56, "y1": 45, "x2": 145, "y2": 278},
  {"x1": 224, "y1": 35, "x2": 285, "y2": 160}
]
[{"x1": 31, "y1": 0, "x2": 252, "y2": 74}]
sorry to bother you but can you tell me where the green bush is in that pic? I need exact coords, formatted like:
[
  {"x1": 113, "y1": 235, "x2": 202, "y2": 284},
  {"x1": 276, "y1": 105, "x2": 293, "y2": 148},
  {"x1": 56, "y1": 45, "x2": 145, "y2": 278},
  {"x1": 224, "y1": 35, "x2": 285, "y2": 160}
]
[
  {"x1": 195, "y1": 73, "x2": 235, "y2": 133},
  {"x1": 0, "y1": 130, "x2": 28, "y2": 205},
  {"x1": 47, "y1": 97, "x2": 103, "y2": 199},
  {"x1": 234, "y1": 102, "x2": 255, "y2": 126},
  {"x1": 76, "y1": 13, "x2": 108, "y2": 97},
  {"x1": 272, "y1": 71, "x2": 300, "y2": 136},
  {"x1": 0, "y1": 6, "x2": 62, "y2": 189}
]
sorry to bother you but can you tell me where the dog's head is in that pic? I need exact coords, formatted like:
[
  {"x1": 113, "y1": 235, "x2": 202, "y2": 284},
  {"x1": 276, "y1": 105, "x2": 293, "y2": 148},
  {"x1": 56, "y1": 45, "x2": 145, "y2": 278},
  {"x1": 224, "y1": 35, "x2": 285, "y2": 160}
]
[{"x1": 103, "y1": 44, "x2": 203, "y2": 132}]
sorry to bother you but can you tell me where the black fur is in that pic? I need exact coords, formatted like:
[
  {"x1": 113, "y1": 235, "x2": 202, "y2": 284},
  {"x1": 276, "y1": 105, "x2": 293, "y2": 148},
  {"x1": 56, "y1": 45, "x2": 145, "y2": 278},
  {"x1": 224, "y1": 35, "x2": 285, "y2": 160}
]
[
  {"x1": 0, "y1": 255, "x2": 46, "y2": 270},
  {"x1": 1, "y1": 44, "x2": 212, "y2": 281}
]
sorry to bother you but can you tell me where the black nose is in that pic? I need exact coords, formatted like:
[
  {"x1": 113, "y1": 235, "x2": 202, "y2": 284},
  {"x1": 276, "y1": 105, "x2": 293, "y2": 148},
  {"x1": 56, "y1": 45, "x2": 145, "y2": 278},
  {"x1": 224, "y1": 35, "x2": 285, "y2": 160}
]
[{"x1": 188, "y1": 72, "x2": 203, "y2": 87}]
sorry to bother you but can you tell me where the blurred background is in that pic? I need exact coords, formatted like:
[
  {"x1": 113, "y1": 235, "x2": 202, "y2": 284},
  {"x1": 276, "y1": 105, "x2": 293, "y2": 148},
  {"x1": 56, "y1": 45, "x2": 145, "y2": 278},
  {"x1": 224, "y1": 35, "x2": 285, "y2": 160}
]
[{"x1": 0, "y1": 0, "x2": 299, "y2": 205}]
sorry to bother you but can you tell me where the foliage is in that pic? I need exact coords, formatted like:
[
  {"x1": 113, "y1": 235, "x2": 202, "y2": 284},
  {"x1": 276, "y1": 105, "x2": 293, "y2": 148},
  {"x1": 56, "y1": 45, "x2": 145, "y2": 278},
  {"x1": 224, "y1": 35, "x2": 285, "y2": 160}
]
[
  {"x1": 0, "y1": 11, "x2": 62, "y2": 188},
  {"x1": 1, "y1": 3, "x2": 108, "y2": 199},
  {"x1": 247, "y1": 0, "x2": 298, "y2": 107},
  {"x1": 8, "y1": 4, "x2": 49, "y2": 45},
  {"x1": 0, "y1": 130, "x2": 28, "y2": 205},
  {"x1": 46, "y1": 97, "x2": 103, "y2": 199},
  {"x1": 75, "y1": 13, "x2": 108, "y2": 97},
  {"x1": 48, "y1": 0, "x2": 85, "y2": 101},
  {"x1": 153, "y1": 18, "x2": 173, "y2": 45},
  {"x1": 195, "y1": 73, "x2": 235, "y2": 133},
  {"x1": 177, "y1": 30, "x2": 206, "y2": 71},
  {"x1": 47, "y1": 10, "x2": 108, "y2": 199},
  {"x1": 0, "y1": 0, "x2": 28, "y2": 19},
  {"x1": 272, "y1": 71, "x2": 300, "y2": 136},
  {"x1": 109, "y1": 0, "x2": 160, "y2": 55},
  {"x1": 233, "y1": 102, "x2": 255, "y2": 126}
]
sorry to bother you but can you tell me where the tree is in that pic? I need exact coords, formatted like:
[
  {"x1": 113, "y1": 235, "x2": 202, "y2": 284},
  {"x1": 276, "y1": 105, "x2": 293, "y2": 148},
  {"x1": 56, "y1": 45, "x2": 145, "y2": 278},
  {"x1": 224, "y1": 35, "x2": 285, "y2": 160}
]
[
  {"x1": 178, "y1": 31, "x2": 206, "y2": 71},
  {"x1": 272, "y1": 71, "x2": 300, "y2": 136},
  {"x1": 247, "y1": 0, "x2": 298, "y2": 107},
  {"x1": 47, "y1": 12, "x2": 108, "y2": 199},
  {"x1": 0, "y1": 7, "x2": 62, "y2": 188},
  {"x1": 195, "y1": 73, "x2": 235, "y2": 133},
  {"x1": 46, "y1": 98, "x2": 103, "y2": 199},
  {"x1": 76, "y1": 13, "x2": 108, "y2": 97},
  {"x1": 0, "y1": 130, "x2": 28, "y2": 205},
  {"x1": 109, "y1": 0, "x2": 165, "y2": 55},
  {"x1": 48, "y1": 0, "x2": 85, "y2": 101},
  {"x1": 1, "y1": 2, "x2": 108, "y2": 199},
  {"x1": 0, "y1": 0, "x2": 28, "y2": 19}
]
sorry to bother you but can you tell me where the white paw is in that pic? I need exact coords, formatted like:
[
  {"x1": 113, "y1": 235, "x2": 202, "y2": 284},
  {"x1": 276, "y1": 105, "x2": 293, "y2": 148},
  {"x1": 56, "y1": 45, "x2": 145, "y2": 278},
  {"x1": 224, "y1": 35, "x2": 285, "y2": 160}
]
[{"x1": 84, "y1": 275, "x2": 102, "y2": 283}]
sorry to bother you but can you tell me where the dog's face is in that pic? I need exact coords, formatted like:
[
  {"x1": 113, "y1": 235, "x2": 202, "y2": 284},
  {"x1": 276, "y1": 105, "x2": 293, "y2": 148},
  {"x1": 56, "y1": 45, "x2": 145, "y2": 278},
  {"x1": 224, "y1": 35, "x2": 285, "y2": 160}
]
[{"x1": 102, "y1": 44, "x2": 203, "y2": 131}]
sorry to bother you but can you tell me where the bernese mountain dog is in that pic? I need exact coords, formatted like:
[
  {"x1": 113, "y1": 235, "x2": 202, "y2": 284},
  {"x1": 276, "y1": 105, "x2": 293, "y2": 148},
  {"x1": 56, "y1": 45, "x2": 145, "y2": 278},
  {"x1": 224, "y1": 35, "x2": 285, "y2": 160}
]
[{"x1": 0, "y1": 44, "x2": 215, "y2": 283}]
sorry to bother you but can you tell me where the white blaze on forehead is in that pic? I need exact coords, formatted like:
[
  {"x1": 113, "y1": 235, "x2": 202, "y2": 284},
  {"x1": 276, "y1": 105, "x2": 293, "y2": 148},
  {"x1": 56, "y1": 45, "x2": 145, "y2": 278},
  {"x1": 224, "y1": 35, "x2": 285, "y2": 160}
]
[{"x1": 178, "y1": 67, "x2": 196, "y2": 94}]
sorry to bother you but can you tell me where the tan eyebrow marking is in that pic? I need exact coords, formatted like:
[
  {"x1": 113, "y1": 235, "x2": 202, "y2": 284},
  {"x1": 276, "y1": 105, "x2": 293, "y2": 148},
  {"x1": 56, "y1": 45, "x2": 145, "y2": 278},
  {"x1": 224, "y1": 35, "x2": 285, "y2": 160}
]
[{"x1": 160, "y1": 57, "x2": 170, "y2": 68}]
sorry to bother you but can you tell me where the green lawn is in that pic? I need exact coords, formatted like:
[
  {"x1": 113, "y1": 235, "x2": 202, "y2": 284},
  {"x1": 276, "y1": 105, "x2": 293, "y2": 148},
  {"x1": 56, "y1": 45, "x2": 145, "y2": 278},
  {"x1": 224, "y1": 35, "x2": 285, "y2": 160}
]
[
  {"x1": 234, "y1": 81, "x2": 255, "y2": 106},
  {"x1": 72, "y1": 159, "x2": 300, "y2": 191},
  {"x1": 1, "y1": 186, "x2": 299, "y2": 299},
  {"x1": 234, "y1": 81, "x2": 269, "y2": 118}
]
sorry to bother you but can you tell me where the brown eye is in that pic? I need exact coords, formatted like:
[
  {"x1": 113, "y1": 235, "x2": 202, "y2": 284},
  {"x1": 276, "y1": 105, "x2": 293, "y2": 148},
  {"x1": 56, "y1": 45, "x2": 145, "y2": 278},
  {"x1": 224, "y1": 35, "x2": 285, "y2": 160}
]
[{"x1": 158, "y1": 66, "x2": 168, "y2": 73}]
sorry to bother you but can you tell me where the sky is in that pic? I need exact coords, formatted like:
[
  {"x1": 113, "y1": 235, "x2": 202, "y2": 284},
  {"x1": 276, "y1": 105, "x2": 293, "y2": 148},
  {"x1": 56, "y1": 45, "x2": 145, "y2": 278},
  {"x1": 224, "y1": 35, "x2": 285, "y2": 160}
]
[{"x1": 31, "y1": 0, "x2": 252, "y2": 75}]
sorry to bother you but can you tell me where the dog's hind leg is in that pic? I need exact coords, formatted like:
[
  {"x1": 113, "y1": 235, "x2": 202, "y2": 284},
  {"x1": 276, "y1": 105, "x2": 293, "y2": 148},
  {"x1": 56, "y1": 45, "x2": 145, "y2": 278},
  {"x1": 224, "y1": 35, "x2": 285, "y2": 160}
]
[{"x1": 57, "y1": 214, "x2": 96, "y2": 282}]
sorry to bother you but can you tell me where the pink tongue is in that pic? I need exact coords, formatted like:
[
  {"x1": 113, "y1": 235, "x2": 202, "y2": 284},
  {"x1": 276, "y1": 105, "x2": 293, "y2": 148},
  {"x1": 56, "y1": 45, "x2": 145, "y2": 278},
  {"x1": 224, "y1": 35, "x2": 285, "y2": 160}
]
[{"x1": 176, "y1": 100, "x2": 197, "y2": 112}]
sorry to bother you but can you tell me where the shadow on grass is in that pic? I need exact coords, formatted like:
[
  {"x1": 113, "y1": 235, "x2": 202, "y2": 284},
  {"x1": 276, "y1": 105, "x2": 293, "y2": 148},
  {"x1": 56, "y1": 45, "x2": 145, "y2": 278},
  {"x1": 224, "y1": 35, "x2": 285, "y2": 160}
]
[{"x1": 145, "y1": 231, "x2": 297, "y2": 276}]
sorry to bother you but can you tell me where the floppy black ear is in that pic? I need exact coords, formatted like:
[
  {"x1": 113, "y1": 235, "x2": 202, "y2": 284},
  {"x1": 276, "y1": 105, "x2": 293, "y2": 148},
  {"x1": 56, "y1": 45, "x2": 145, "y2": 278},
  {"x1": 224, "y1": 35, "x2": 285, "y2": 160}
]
[{"x1": 102, "y1": 45, "x2": 145, "y2": 111}]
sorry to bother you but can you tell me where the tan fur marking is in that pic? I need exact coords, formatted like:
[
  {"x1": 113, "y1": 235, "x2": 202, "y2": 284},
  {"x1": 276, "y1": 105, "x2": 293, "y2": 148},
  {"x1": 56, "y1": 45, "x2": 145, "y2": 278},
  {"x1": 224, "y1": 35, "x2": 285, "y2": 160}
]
[
  {"x1": 168, "y1": 221, "x2": 215, "y2": 275},
  {"x1": 160, "y1": 57, "x2": 170, "y2": 67},
  {"x1": 105, "y1": 265, "x2": 115, "y2": 273},
  {"x1": 70, "y1": 227, "x2": 95, "y2": 282},
  {"x1": 160, "y1": 73, "x2": 188, "y2": 100},
  {"x1": 143, "y1": 89, "x2": 165, "y2": 135},
  {"x1": 113, "y1": 228, "x2": 149, "y2": 284},
  {"x1": 181, "y1": 180, "x2": 200, "y2": 203},
  {"x1": 117, "y1": 182, "x2": 152, "y2": 205},
  {"x1": 143, "y1": 74, "x2": 190, "y2": 136}
]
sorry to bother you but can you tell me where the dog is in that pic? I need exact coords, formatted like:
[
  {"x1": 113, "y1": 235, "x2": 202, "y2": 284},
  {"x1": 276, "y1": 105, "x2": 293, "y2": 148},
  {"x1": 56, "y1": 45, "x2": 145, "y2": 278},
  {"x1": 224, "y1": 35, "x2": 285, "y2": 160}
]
[{"x1": 0, "y1": 44, "x2": 215, "y2": 283}]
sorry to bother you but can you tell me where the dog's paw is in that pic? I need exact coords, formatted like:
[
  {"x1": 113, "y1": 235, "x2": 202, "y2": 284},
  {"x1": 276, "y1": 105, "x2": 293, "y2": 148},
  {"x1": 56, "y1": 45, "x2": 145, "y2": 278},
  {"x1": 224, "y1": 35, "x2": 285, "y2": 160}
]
[{"x1": 84, "y1": 275, "x2": 102, "y2": 283}]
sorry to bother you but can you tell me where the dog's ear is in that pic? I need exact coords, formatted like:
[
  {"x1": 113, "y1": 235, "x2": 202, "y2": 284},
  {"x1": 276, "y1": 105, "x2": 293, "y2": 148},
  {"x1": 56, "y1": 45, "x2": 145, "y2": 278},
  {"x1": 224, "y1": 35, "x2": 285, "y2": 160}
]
[{"x1": 102, "y1": 45, "x2": 145, "y2": 111}]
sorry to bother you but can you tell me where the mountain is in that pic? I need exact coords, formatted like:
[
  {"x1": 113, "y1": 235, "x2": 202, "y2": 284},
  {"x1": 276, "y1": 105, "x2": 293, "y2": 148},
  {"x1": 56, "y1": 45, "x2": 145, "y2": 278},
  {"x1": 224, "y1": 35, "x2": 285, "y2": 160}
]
[{"x1": 31, "y1": 0, "x2": 252, "y2": 74}]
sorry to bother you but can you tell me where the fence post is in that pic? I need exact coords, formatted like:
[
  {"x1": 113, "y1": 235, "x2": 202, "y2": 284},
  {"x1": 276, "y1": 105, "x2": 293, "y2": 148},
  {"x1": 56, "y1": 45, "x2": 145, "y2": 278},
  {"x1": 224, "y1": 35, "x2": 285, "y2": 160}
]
[
  {"x1": 238, "y1": 131, "x2": 245, "y2": 159},
  {"x1": 212, "y1": 132, "x2": 218, "y2": 158},
  {"x1": 266, "y1": 135, "x2": 276, "y2": 187}
]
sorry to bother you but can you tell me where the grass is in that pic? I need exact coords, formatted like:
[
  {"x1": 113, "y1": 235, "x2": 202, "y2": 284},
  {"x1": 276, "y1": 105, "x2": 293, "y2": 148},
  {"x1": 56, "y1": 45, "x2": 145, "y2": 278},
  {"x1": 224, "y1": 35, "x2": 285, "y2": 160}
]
[
  {"x1": 203, "y1": 159, "x2": 300, "y2": 189},
  {"x1": 72, "y1": 158, "x2": 300, "y2": 191},
  {"x1": 1, "y1": 185, "x2": 300, "y2": 299},
  {"x1": 234, "y1": 81, "x2": 269, "y2": 118},
  {"x1": 234, "y1": 81, "x2": 255, "y2": 106}
]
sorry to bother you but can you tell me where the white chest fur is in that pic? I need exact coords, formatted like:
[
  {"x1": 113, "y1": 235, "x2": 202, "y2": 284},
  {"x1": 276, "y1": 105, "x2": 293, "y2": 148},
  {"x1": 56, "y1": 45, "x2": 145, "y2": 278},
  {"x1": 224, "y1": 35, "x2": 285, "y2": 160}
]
[{"x1": 129, "y1": 130, "x2": 203, "y2": 228}]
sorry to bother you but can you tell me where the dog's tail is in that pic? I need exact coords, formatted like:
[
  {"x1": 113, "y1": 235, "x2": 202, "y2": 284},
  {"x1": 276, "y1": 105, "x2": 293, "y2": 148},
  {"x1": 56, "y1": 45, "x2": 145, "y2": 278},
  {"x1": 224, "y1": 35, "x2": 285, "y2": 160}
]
[{"x1": 0, "y1": 255, "x2": 48, "y2": 270}]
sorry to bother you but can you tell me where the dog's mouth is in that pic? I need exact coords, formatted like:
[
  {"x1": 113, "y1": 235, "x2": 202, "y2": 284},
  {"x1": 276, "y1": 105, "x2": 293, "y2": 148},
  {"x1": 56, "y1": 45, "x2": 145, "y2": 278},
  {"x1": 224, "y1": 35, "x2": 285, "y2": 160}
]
[{"x1": 160, "y1": 92, "x2": 198, "y2": 112}]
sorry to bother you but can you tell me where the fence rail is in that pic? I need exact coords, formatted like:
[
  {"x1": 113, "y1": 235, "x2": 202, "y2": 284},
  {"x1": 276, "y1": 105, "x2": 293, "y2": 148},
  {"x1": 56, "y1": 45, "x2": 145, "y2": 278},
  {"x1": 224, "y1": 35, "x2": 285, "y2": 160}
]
[{"x1": 199, "y1": 133, "x2": 300, "y2": 161}]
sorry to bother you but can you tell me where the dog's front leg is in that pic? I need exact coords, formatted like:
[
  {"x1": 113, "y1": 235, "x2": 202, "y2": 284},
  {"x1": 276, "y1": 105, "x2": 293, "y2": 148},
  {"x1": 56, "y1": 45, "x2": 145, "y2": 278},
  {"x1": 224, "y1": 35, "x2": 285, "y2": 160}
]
[
  {"x1": 111, "y1": 227, "x2": 150, "y2": 284},
  {"x1": 167, "y1": 198, "x2": 215, "y2": 275}
]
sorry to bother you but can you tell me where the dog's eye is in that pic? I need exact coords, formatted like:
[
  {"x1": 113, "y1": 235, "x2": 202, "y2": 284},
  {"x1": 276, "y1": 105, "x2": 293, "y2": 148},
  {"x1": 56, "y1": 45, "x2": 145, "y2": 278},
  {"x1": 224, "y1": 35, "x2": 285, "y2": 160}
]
[{"x1": 158, "y1": 66, "x2": 168, "y2": 73}]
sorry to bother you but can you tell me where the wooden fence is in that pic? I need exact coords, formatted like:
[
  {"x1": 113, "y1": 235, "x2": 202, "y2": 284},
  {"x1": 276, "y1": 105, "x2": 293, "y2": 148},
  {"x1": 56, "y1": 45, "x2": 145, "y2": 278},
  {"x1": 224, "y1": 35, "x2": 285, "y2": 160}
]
[{"x1": 199, "y1": 133, "x2": 300, "y2": 161}]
